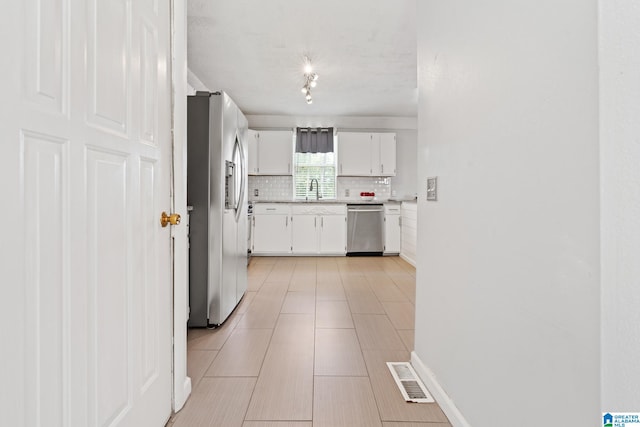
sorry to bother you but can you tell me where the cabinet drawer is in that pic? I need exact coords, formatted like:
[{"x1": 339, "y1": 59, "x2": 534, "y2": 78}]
[
  {"x1": 384, "y1": 204, "x2": 401, "y2": 214},
  {"x1": 254, "y1": 203, "x2": 290, "y2": 214}
]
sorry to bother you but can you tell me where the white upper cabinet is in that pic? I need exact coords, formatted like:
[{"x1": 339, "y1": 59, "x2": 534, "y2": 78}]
[
  {"x1": 378, "y1": 133, "x2": 397, "y2": 176},
  {"x1": 248, "y1": 129, "x2": 259, "y2": 174},
  {"x1": 338, "y1": 132, "x2": 372, "y2": 176},
  {"x1": 250, "y1": 130, "x2": 293, "y2": 175},
  {"x1": 338, "y1": 132, "x2": 396, "y2": 176}
]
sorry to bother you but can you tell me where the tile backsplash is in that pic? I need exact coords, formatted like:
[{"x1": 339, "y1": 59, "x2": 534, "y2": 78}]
[
  {"x1": 248, "y1": 176, "x2": 293, "y2": 200},
  {"x1": 248, "y1": 175, "x2": 391, "y2": 201},
  {"x1": 337, "y1": 177, "x2": 391, "y2": 201}
]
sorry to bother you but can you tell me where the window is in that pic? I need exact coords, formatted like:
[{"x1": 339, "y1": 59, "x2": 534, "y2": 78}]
[{"x1": 294, "y1": 151, "x2": 336, "y2": 200}]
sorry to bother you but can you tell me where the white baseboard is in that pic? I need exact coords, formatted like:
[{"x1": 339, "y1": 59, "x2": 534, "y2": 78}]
[
  {"x1": 411, "y1": 351, "x2": 472, "y2": 427},
  {"x1": 400, "y1": 252, "x2": 416, "y2": 267}
]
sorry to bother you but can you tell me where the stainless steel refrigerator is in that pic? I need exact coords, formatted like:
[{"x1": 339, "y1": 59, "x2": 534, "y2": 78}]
[{"x1": 187, "y1": 91, "x2": 248, "y2": 327}]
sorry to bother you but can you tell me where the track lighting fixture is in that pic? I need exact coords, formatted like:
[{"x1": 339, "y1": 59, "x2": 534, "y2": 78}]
[{"x1": 301, "y1": 56, "x2": 319, "y2": 105}]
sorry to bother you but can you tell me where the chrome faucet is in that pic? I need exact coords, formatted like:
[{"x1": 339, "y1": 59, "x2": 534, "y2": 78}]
[{"x1": 309, "y1": 178, "x2": 320, "y2": 200}]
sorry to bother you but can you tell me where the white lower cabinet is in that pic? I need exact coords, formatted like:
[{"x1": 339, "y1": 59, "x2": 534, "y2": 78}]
[
  {"x1": 384, "y1": 204, "x2": 401, "y2": 254},
  {"x1": 284, "y1": 204, "x2": 347, "y2": 255},
  {"x1": 400, "y1": 201, "x2": 417, "y2": 265},
  {"x1": 253, "y1": 203, "x2": 348, "y2": 256},
  {"x1": 252, "y1": 204, "x2": 291, "y2": 254},
  {"x1": 319, "y1": 214, "x2": 346, "y2": 254},
  {"x1": 291, "y1": 214, "x2": 318, "y2": 254}
]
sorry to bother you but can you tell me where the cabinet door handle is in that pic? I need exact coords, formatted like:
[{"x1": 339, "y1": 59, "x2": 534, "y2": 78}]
[
  {"x1": 321, "y1": 217, "x2": 324, "y2": 227},
  {"x1": 286, "y1": 216, "x2": 288, "y2": 227},
  {"x1": 399, "y1": 217, "x2": 402, "y2": 226},
  {"x1": 314, "y1": 217, "x2": 317, "y2": 227},
  {"x1": 253, "y1": 216, "x2": 255, "y2": 226},
  {"x1": 381, "y1": 164, "x2": 384, "y2": 174}
]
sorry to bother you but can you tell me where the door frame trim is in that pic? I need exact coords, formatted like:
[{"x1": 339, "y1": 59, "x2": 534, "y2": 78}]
[{"x1": 170, "y1": 0, "x2": 191, "y2": 412}]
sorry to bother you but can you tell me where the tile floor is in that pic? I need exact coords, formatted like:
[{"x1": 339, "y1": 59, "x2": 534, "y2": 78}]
[{"x1": 167, "y1": 256, "x2": 451, "y2": 427}]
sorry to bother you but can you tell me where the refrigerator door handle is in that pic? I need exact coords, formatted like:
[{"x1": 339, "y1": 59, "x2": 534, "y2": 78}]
[{"x1": 232, "y1": 135, "x2": 246, "y2": 223}]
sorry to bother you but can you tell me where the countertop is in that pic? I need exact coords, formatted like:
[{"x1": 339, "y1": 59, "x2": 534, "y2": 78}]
[{"x1": 249, "y1": 199, "x2": 413, "y2": 205}]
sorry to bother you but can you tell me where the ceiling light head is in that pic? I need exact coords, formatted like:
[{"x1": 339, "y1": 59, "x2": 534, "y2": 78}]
[
  {"x1": 304, "y1": 56, "x2": 313, "y2": 74},
  {"x1": 301, "y1": 56, "x2": 318, "y2": 105}
]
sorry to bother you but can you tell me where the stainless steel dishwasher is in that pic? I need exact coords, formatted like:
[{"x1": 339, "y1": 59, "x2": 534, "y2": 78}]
[{"x1": 347, "y1": 204, "x2": 384, "y2": 255}]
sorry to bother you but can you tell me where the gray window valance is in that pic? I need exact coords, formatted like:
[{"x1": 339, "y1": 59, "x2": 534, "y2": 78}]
[{"x1": 295, "y1": 127, "x2": 334, "y2": 153}]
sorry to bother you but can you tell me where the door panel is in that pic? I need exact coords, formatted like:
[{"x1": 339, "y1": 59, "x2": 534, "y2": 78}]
[
  {"x1": 1, "y1": 1, "x2": 173, "y2": 426},
  {"x1": 87, "y1": 0, "x2": 130, "y2": 135},
  {"x1": 23, "y1": 0, "x2": 68, "y2": 114},
  {"x1": 86, "y1": 149, "x2": 130, "y2": 427},
  {"x1": 23, "y1": 132, "x2": 69, "y2": 427}
]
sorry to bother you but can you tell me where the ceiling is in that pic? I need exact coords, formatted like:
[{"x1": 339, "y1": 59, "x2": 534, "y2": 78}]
[{"x1": 187, "y1": 0, "x2": 417, "y2": 118}]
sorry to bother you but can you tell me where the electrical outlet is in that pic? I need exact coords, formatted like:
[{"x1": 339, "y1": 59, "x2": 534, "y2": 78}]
[
  {"x1": 254, "y1": 188, "x2": 259, "y2": 197},
  {"x1": 426, "y1": 177, "x2": 437, "y2": 201},
  {"x1": 345, "y1": 189, "x2": 350, "y2": 197}
]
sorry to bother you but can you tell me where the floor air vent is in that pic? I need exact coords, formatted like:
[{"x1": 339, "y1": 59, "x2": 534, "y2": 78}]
[{"x1": 386, "y1": 362, "x2": 435, "y2": 403}]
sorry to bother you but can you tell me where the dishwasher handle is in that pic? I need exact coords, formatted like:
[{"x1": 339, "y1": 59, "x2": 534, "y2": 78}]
[{"x1": 347, "y1": 208, "x2": 384, "y2": 213}]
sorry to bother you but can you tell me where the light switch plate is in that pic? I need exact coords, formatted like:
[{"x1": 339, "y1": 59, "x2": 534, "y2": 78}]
[
  {"x1": 254, "y1": 188, "x2": 259, "y2": 197},
  {"x1": 426, "y1": 177, "x2": 437, "y2": 201}
]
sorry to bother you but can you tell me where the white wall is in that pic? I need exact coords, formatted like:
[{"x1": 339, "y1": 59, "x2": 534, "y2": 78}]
[
  {"x1": 600, "y1": 0, "x2": 640, "y2": 410},
  {"x1": 414, "y1": 2, "x2": 600, "y2": 426},
  {"x1": 247, "y1": 115, "x2": 417, "y2": 199},
  {"x1": 391, "y1": 129, "x2": 417, "y2": 199}
]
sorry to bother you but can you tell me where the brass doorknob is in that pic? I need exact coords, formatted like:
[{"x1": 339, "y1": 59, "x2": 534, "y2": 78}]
[{"x1": 161, "y1": 212, "x2": 181, "y2": 227}]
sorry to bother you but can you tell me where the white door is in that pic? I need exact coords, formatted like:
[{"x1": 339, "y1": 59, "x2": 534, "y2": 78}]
[{"x1": 0, "y1": 1, "x2": 173, "y2": 426}]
